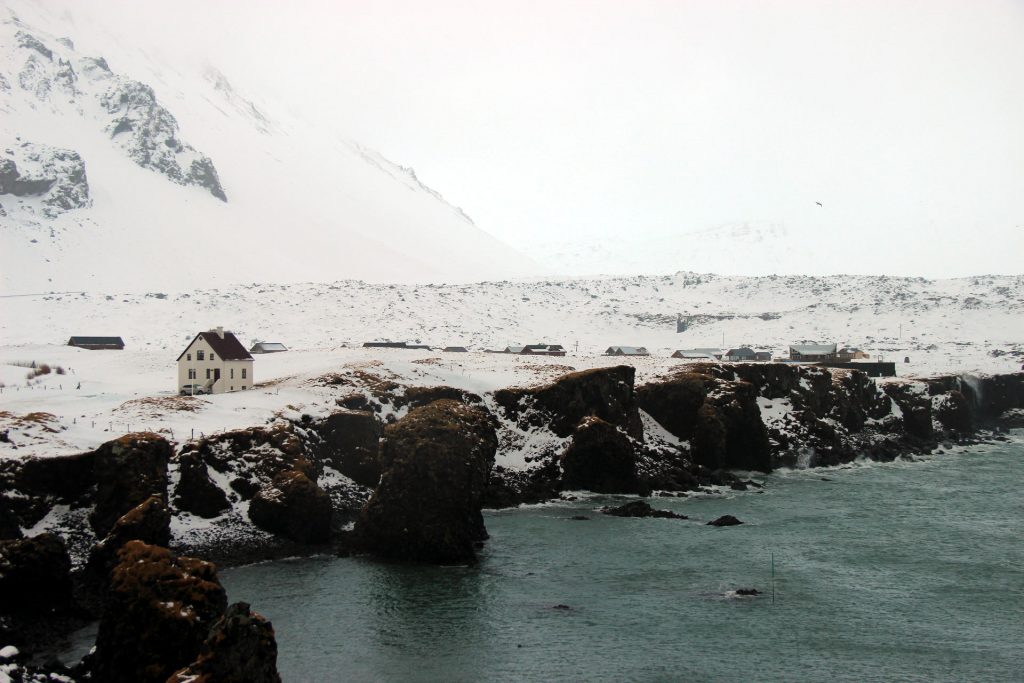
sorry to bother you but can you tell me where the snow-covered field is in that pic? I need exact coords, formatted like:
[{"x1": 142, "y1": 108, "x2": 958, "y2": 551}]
[{"x1": 2, "y1": 271, "x2": 1022, "y2": 459}]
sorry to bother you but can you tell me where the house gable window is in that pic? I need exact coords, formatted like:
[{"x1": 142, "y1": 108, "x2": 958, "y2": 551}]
[
  {"x1": 187, "y1": 353, "x2": 191, "y2": 361},
  {"x1": 210, "y1": 353, "x2": 215, "y2": 361},
  {"x1": 197, "y1": 350, "x2": 205, "y2": 361}
]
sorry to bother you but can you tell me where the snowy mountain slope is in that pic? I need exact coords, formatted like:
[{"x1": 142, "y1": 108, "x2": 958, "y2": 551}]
[
  {"x1": 0, "y1": 4, "x2": 540, "y2": 293},
  {"x1": 2, "y1": 272, "x2": 1022, "y2": 377}
]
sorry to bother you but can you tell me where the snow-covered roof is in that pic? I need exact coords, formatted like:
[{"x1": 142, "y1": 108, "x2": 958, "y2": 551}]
[
  {"x1": 790, "y1": 343, "x2": 837, "y2": 355},
  {"x1": 605, "y1": 346, "x2": 649, "y2": 355},
  {"x1": 251, "y1": 342, "x2": 288, "y2": 353},
  {"x1": 177, "y1": 329, "x2": 253, "y2": 361}
]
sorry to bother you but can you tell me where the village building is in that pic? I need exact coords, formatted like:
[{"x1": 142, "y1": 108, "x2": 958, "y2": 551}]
[
  {"x1": 250, "y1": 342, "x2": 288, "y2": 354},
  {"x1": 521, "y1": 344, "x2": 567, "y2": 356},
  {"x1": 442, "y1": 346, "x2": 469, "y2": 353},
  {"x1": 837, "y1": 347, "x2": 870, "y2": 361},
  {"x1": 68, "y1": 336, "x2": 124, "y2": 350},
  {"x1": 789, "y1": 343, "x2": 838, "y2": 362},
  {"x1": 604, "y1": 346, "x2": 650, "y2": 357},
  {"x1": 362, "y1": 341, "x2": 432, "y2": 350},
  {"x1": 176, "y1": 327, "x2": 254, "y2": 395},
  {"x1": 671, "y1": 348, "x2": 723, "y2": 360},
  {"x1": 723, "y1": 347, "x2": 757, "y2": 362}
]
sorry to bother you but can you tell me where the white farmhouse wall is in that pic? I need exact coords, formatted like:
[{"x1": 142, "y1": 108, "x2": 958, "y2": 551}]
[{"x1": 176, "y1": 336, "x2": 254, "y2": 394}]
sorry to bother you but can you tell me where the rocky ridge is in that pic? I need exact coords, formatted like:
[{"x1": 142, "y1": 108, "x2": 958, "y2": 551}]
[{"x1": 0, "y1": 363, "x2": 1021, "y2": 679}]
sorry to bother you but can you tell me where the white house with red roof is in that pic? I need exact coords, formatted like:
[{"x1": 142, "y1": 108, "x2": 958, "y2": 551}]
[{"x1": 176, "y1": 327, "x2": 254, "y2": 395}]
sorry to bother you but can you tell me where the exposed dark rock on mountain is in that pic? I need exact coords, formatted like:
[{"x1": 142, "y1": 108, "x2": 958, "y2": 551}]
[
  {"x1": 315, "y1": 409, "x2": 382, "y2": 487},
  {"x1": 495, "y1": 365, "x2": 643, "y2": 439},
  {"x1": 174, "y1": 451, "x2": 231, "y2": 518},
  {"x1": 355, "y1": 399, "x2": 498, "y2": 563},
  {"x1": 168, "y1": 602, "x2": 282, "y2": 683},
  {"x1": 89, "y1": 433, "x2": 170, "y2": 538},
  {"x1": 560, "y1": 417, "x2": 644, "y2": 494},
  {"x1": 600, "y1": 501, "x2": 687, "y2": 519},
  {"x1": 91, "y1": 541, "x2": 228, "y2": 683},
  {"x1": 248, "y1": 469, "x2": 332, "y2": 544},
  {"x1": 0, "y1": 143, "x2": 91, "y2": 217},
  {"x1": 8, "y1": 27, "x2": 227, "y2": 207}
]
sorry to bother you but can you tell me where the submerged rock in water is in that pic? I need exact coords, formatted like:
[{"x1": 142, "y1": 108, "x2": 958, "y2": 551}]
[
  {"x1": 355, "y1": 399, "x2": 497, "y2": 564},
  {"x1": 707, "y1": 515, "x2": 743, "y2": 527},
  {"x1": 600, "y1": 500, "x2": 687, "y2": 519}
]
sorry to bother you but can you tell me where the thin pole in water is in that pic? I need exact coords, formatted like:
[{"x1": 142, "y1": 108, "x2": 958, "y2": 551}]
[{"x1": 771, "y1": 552, "x2": 776, "y2": 604}]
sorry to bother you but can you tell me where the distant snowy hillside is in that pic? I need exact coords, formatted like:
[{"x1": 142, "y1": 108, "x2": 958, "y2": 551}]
[
  {"x1": 0, "y1": 4, "x2": 539, "y2": 294},
  {"x1": 2, "y1": 272, "x2": 1022, "y2": 377}
]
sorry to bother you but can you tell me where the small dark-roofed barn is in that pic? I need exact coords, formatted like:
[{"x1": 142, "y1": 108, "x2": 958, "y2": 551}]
[{"x1": 68, "y1": 336, "x2": 125, "y2": 350}]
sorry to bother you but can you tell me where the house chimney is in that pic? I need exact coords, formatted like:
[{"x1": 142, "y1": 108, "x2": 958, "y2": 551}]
[{"x1": 216, "y1": 326, "x2": 224, "y2": 339}]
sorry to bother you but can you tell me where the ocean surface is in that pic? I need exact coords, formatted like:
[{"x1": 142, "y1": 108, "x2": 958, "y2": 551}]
[{"x1": 221, "y1": 438, "x2": 1024, "y2": 682}]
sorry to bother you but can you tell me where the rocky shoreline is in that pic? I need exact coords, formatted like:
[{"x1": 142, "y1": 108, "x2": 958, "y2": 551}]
[{"x1": 1, "y1": 363, "x2": 1022, "y2": 681}]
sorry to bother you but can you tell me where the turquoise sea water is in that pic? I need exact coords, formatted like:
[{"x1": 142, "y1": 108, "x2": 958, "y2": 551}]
[{"x1": 222, "y1": 438, "x2": 1024, "y2": 682}]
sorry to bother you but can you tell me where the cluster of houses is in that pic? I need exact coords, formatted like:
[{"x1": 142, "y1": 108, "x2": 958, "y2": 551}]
[
  {"x1": 672, "y1": 344, "x2": 869, "y2": 363},
  {"x1": 67, "y1": 328, "x2": 885, "y2": 397}
]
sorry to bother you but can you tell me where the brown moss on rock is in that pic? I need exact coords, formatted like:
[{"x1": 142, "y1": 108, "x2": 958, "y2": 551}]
[
  {"x1": 559, "y1": 417, "x2": 644, "y2": 494},
  {"x1": 90, "y1": 432, "x2": 171, "y2": 537},
  {"x1": 247, "y1": 469, "x2": 332, "y2": 544},
  {"x1": 355, "y1": 399, "x2": 497, "y2": 563},
  {"x1": 494, "y1": 365, "x2": 642, "y2": 439},
  {"x1": 167, "y1": 602, "x2": 281, "y2": 683},
  {"x1": 92, "y1": 540, "x2": 227, "y2": 683}
]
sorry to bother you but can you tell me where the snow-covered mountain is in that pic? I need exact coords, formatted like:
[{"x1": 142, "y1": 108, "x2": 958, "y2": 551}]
[{"x1": 0, "y1": 4, "x2": 540, "y2": 294}]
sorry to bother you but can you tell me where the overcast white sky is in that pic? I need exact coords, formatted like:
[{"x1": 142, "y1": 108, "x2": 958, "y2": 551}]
[{"x1": 14, "y1": 0, "x2": 1024, "y2": 276}]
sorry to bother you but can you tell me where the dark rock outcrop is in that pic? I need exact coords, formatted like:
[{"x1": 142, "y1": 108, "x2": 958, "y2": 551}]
[
  {"x1": 167, "y1": 602, "x2": 281, "y2": 683},
  {"x1": 0, "y1": 533, "x2": 74, "y2": 614},
  {"x1": 84, "y1": 495, "x2": 171, "y2": 588},
  {"x1": 883, "y1": 383, "x2": 934, "y2": 442},
  {"x1": 174, "y1": 451, "x2": 230, "y2": 518},
  {"x1": 183, "y1": 423, "x2": 317, "y2": 504},
  {"x1": 638, "y1": 370, "x2": 771, "y2": 471},
  {"x1": 248, "y1": 469, "x2": 332, "y2": 544},
  {"x1": 559, "y1": 417, "x2": 644, "y2": 494},
  {"x1": 101, "y1": 80, "x2": 227, "y2": 202},
  {"x1": 495, "y1": 366, "x2": 643, "y2": 439},
  {"x1": 89, "y1": 433, "x2": 170, "y2": 537},
  {"x1": 600, "y1": 501, "x2": 686, "y2": 519},
  {"x1": 91, "y1": 541, "x2": 228, "y2": 683},
  {"x1": 355, "y1": 399, "x2": 498, "y2": 563},
  {"x1": 0, "y1": 143, "x2": 91, "y2": 217},
  {"x1": 691, "y1": 382, "x2": 771, "y2": 472},
  {"x1": 315, "y1": 409, "x2": 382, "y2": 487}
]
